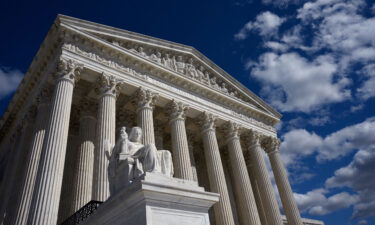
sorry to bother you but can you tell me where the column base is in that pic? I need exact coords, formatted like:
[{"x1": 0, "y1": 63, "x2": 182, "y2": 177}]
[{"x1": 82, "y1": 172, "x2": 219, "y2": 225}]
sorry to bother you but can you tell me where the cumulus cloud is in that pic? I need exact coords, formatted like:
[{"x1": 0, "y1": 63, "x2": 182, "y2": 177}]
[
  {"x1": 326, "y1": 148, "x2": 375, "y2": 218},
  {"x1": 243, "y1": 0, "x2": 375, "y2": 112},
  {"x1": 357, "y1": 64, "x2": 375, "y2": 100},
  {"x1": 264, "y1": 41, "x2": 289, "y2": 52},
  {"x1": 234, "y1": 11, "x2": 285, "y2": 40},
  {"x1": 249, "y1": 52, "x2": 350, "y2": 112},
  {"x1": 0, "y1": 66, "x2": 23, "y2": 100},
  {"x1": 294, "y1": 189, "x2": 359, "y2": 215},
  {"x1": 262, "y1": 0, "x2": 302, "y2": 8},
  {"x1": 280, "y1": 118, "x2": 375, "y2": 218},
  {"x1": 280, "y1": 129, "x2": 322, "y2": 166},
  {"x1": 296, "y1": 0, "x2": 375, "y2": 98},
  {"x1": 280, "y1": 117, "x2": 375, "y2": 167}
]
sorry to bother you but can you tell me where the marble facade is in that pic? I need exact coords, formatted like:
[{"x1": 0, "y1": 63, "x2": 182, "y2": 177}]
[{"x1": 0, "y1": 15, "x2": 323, "y2": 225}]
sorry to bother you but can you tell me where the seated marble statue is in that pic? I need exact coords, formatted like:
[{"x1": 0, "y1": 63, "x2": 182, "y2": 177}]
[{"x1": 108, "y1": 126, "x2": 174, "y2": 195}]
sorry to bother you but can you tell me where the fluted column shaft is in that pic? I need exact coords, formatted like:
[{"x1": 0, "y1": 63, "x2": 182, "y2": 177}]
[
  {"x1": 73, "y1": 110, "x2": 96, "y2": 211},
  {"x1": 224, "y1": 122, "x2": 261, "y2": 225},
  {"x1": 200, "y1": 113, "x2": 235, "y2": 225},
  {"x1": 187, "y1": 131, "x2": 198, "y2": 182},
  {"x1": 0, "y1": 128, "x2": 23, "y2": 224},
  {"x1": 58, "y1": 133, "x2": 79, "y2": 223},
  {"x1": 263, "y1": 138, "x2": 303, "y2": 225},
  {"x1": 6, "y1": 113, "x2": 35, "y2": 224},
  {"x1": 12, "y1": 97, "x2": 50, "y2": 225},
  {"x1": 135, "y1": 88, "x2": 158, "y2": 145},
  {"x1": 168, "y1": 100, "x2": 193, "y2": 180},
  {"x1": 247, "y1": 132, "x2": 283, "y2": 225},
  {"x1": 246, "y1": 157, "x2": 269, "y2": 225},
  {"x1": 93, "y1": 74, "x2": 119, "y2": 202},
  {"x1": 27, "y1": 59, "x2": 82, "y2": 225},
  {"x1": 5, "y1": 113, "x2": 36, "y2": 225}
]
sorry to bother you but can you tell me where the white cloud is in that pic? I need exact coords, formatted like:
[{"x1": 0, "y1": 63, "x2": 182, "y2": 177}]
[
  {"x1": 280, "y1": 118, "x2": 375, "y2": 218},
  {"x1": 280, "y1": 129, "x2": 322, "y2": 166},
  {"x1": 325, "y1": 147, "x2": 375, "y2": 218},
  {"x1": 250, "y1": 52, "x2": 350, "y2": 112},
  {"x1": 280, "y1": 117, "x2": 375, "y2": 167},
  {"x1": 0, "y1": 67, "x2": 23, "y2": 100},
  {"x1": 357, "y1": 64, "x2": 375, "y2": 100},
  {"x1": 264, "y1": 41, "x2": 289, "y2": 52},
  {"x1": 297, "y1": 0, "x2": 375, "y2": 65},
  {"x1": 318, "y1": 117, "x2": 375, "y2": 161},
  {"x1": 262, "y1": 0, "x2": 302, "y2": 8},
  {"x1": 235, "y1": 11, "x2": 285, "y2": 40},
  {"x1": 295, "y1": 189, "x2": 359, "y2": 215}
]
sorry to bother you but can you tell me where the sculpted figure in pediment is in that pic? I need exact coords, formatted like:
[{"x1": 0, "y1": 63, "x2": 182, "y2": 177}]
[
  {"x1": 203, "y1": 71, "x2": 210, "y2": 85},
  {"x1": 175, "y1": 56, "x2": 185, "y2": 74},
  {"x1": 150, "y1": 51, "x2": 162, "y2": 64},
  {"x1": 197, "y1": 65, "x2": 205, "y2": 81},
  {"x1": 221, "y1": 82, "x2": 229, "y2": 94},
  {"x1": 129, "y1": 45, "x2": 139, "y2": 54},
  {"x1": 210, "y1": 77, "x2": 220, "y2": 90},
  {"x1": 108, "y1": 126, "x2": 174, "y2": 195},
  {"x1": 162, "y1": 53, "x2": 176, "y2": 70},
  {"x1": 138, "y1": 46, "x2": 147, "y2": 58},
  {"x1": 186, "y1": 58, "x2": 197, "y2": 78}
]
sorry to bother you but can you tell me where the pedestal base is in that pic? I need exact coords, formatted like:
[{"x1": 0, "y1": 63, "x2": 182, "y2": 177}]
[{"x1": 83, "y1": 173, "x2": 219, "y2": 225}]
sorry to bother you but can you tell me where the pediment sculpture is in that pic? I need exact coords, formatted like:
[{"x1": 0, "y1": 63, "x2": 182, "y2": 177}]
[{"x1": 108, "y1": 126, "x2": 174, "y2": 195}]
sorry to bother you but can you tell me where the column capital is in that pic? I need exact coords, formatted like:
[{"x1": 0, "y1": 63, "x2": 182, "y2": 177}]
[
  {"x1": 198, "y1": 112, "x2": 217, "y2": 133},
  {"x1": 95, "y1": 73, "x2": 122, "y2": 98},
  {"x1": 261, "y1": 136, "x2": 281, "y2": 155},
  {"x1": 55, "y1": 58, "x2": 83, "y2": 85},
  {"x1": 134, "y1": 87, "x2": 159, "y2": 110},
  {"x1": 245, "y1": 130, "x2": 262, "y2": 148},
  {"x1": 167, "y1": 99, "x2": 189, "y2": 123},
  {"x1": 222, "y1": 121, "x2": 241, "y2": 142}
]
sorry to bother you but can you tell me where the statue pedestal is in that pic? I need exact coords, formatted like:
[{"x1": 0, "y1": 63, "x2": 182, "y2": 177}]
[{"x1": 83, "y1": 173, "x2": 219, "y2": 225}]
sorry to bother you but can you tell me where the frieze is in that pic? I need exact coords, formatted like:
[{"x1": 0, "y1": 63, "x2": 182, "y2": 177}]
[
  {"x1": 62, "y1": 42, "x2": 275, "y2": 133},
  {"x1": 108, "y1": 37, "x2": 256, "y2": 106}
]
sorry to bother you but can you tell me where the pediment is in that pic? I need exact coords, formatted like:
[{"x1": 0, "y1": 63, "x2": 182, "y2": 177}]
[{"x1": 57, "y1": 15, "x2": 281, "y2": 121}]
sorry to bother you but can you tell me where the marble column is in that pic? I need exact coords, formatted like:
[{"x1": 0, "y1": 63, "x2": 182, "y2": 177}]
[
  {"x1": 187, "y1": 130, "x2": 198, "y2": 182},
  {"x1": 245, "y1": 152, "x2": 269, "y2": 225},
  {"x1": 12, "y1": 88, "x2": 51, "y2": 225},
  {"x1": 224, "y1": 122, "x2": 261, "y2": 225},
  {"x1": 154, "y1": 120, "x2": 164, "y2": 150},
  {"x1": 93, "y1": 74, "x2": 120, "y2": 202},
  {"x1": 246, "y1": 131, "x2": 283, "y2": 225},
  {"x1": 167, "y1": 100, "x2": 193, "y2": 180},
  {"x1": 4, "y1": 108, "x2": 37, "y2": 224},
  {"x1": 199, "y1": 112, "x2": 235, "y2": 225},
  {"x1": 262, "y1": 137, "x2": 303, "y2": 225},
  {"x1": 0, "y1": 126, "x2": 23, "y2": 224},
  {"x1": 73, "y1": 99, "x2": 97, "y2": 212},
  {"x1": 57, "y1": 128, "x2": 79, "y2": 223},
  {"x1": 27, "y1": 59, "x2": 83, "y2": 225},
  {"x1": 135, "y1": 87, "x2": 158, "y2": 145}
]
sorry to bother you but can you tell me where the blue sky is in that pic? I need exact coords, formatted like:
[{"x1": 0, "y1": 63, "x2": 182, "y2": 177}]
[{"x1": 1, "y1": 0, "x2": 375, "y2": 225}]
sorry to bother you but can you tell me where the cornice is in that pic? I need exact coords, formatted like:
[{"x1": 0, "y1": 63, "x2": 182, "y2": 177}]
[
  {"x1": 0, "y1": 22, "x2": 63, "y2": 141},
  {"x1": 61, "y1": 39, "x2": 276, "y2": 133},
  {"x1": 59, "y1": 23, "x2": 279, "y2": 127},
  {"x1": 56, "y1": 14, "x2": 281, "y2": 119}
]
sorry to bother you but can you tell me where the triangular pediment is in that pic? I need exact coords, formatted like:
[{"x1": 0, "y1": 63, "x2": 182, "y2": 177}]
[{"x1": 57, "y1": 15, "x2": 281, "y2": 121}]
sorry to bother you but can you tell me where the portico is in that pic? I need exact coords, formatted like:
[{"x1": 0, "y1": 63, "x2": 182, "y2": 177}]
[{"x1": 0, "y1": 15, "x2": 320, "y2": 225}]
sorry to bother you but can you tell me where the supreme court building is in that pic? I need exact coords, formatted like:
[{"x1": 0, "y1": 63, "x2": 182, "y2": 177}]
[{"x1": 0, "y1": 15, "x2": 323, "y2": 225}]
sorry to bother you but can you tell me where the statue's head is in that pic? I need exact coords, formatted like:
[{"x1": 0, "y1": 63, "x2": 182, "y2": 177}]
[
  {"x1": 119, "y1": 127, "x2": 128, "y2": 140},
  {"x1": 129, "y1": 127, "x2": 142, "y2": 143}
]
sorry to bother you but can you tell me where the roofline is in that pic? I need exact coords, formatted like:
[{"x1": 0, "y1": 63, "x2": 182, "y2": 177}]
[{"x1": 56, "y1": 14, "x2": 282, "y2": 119}]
